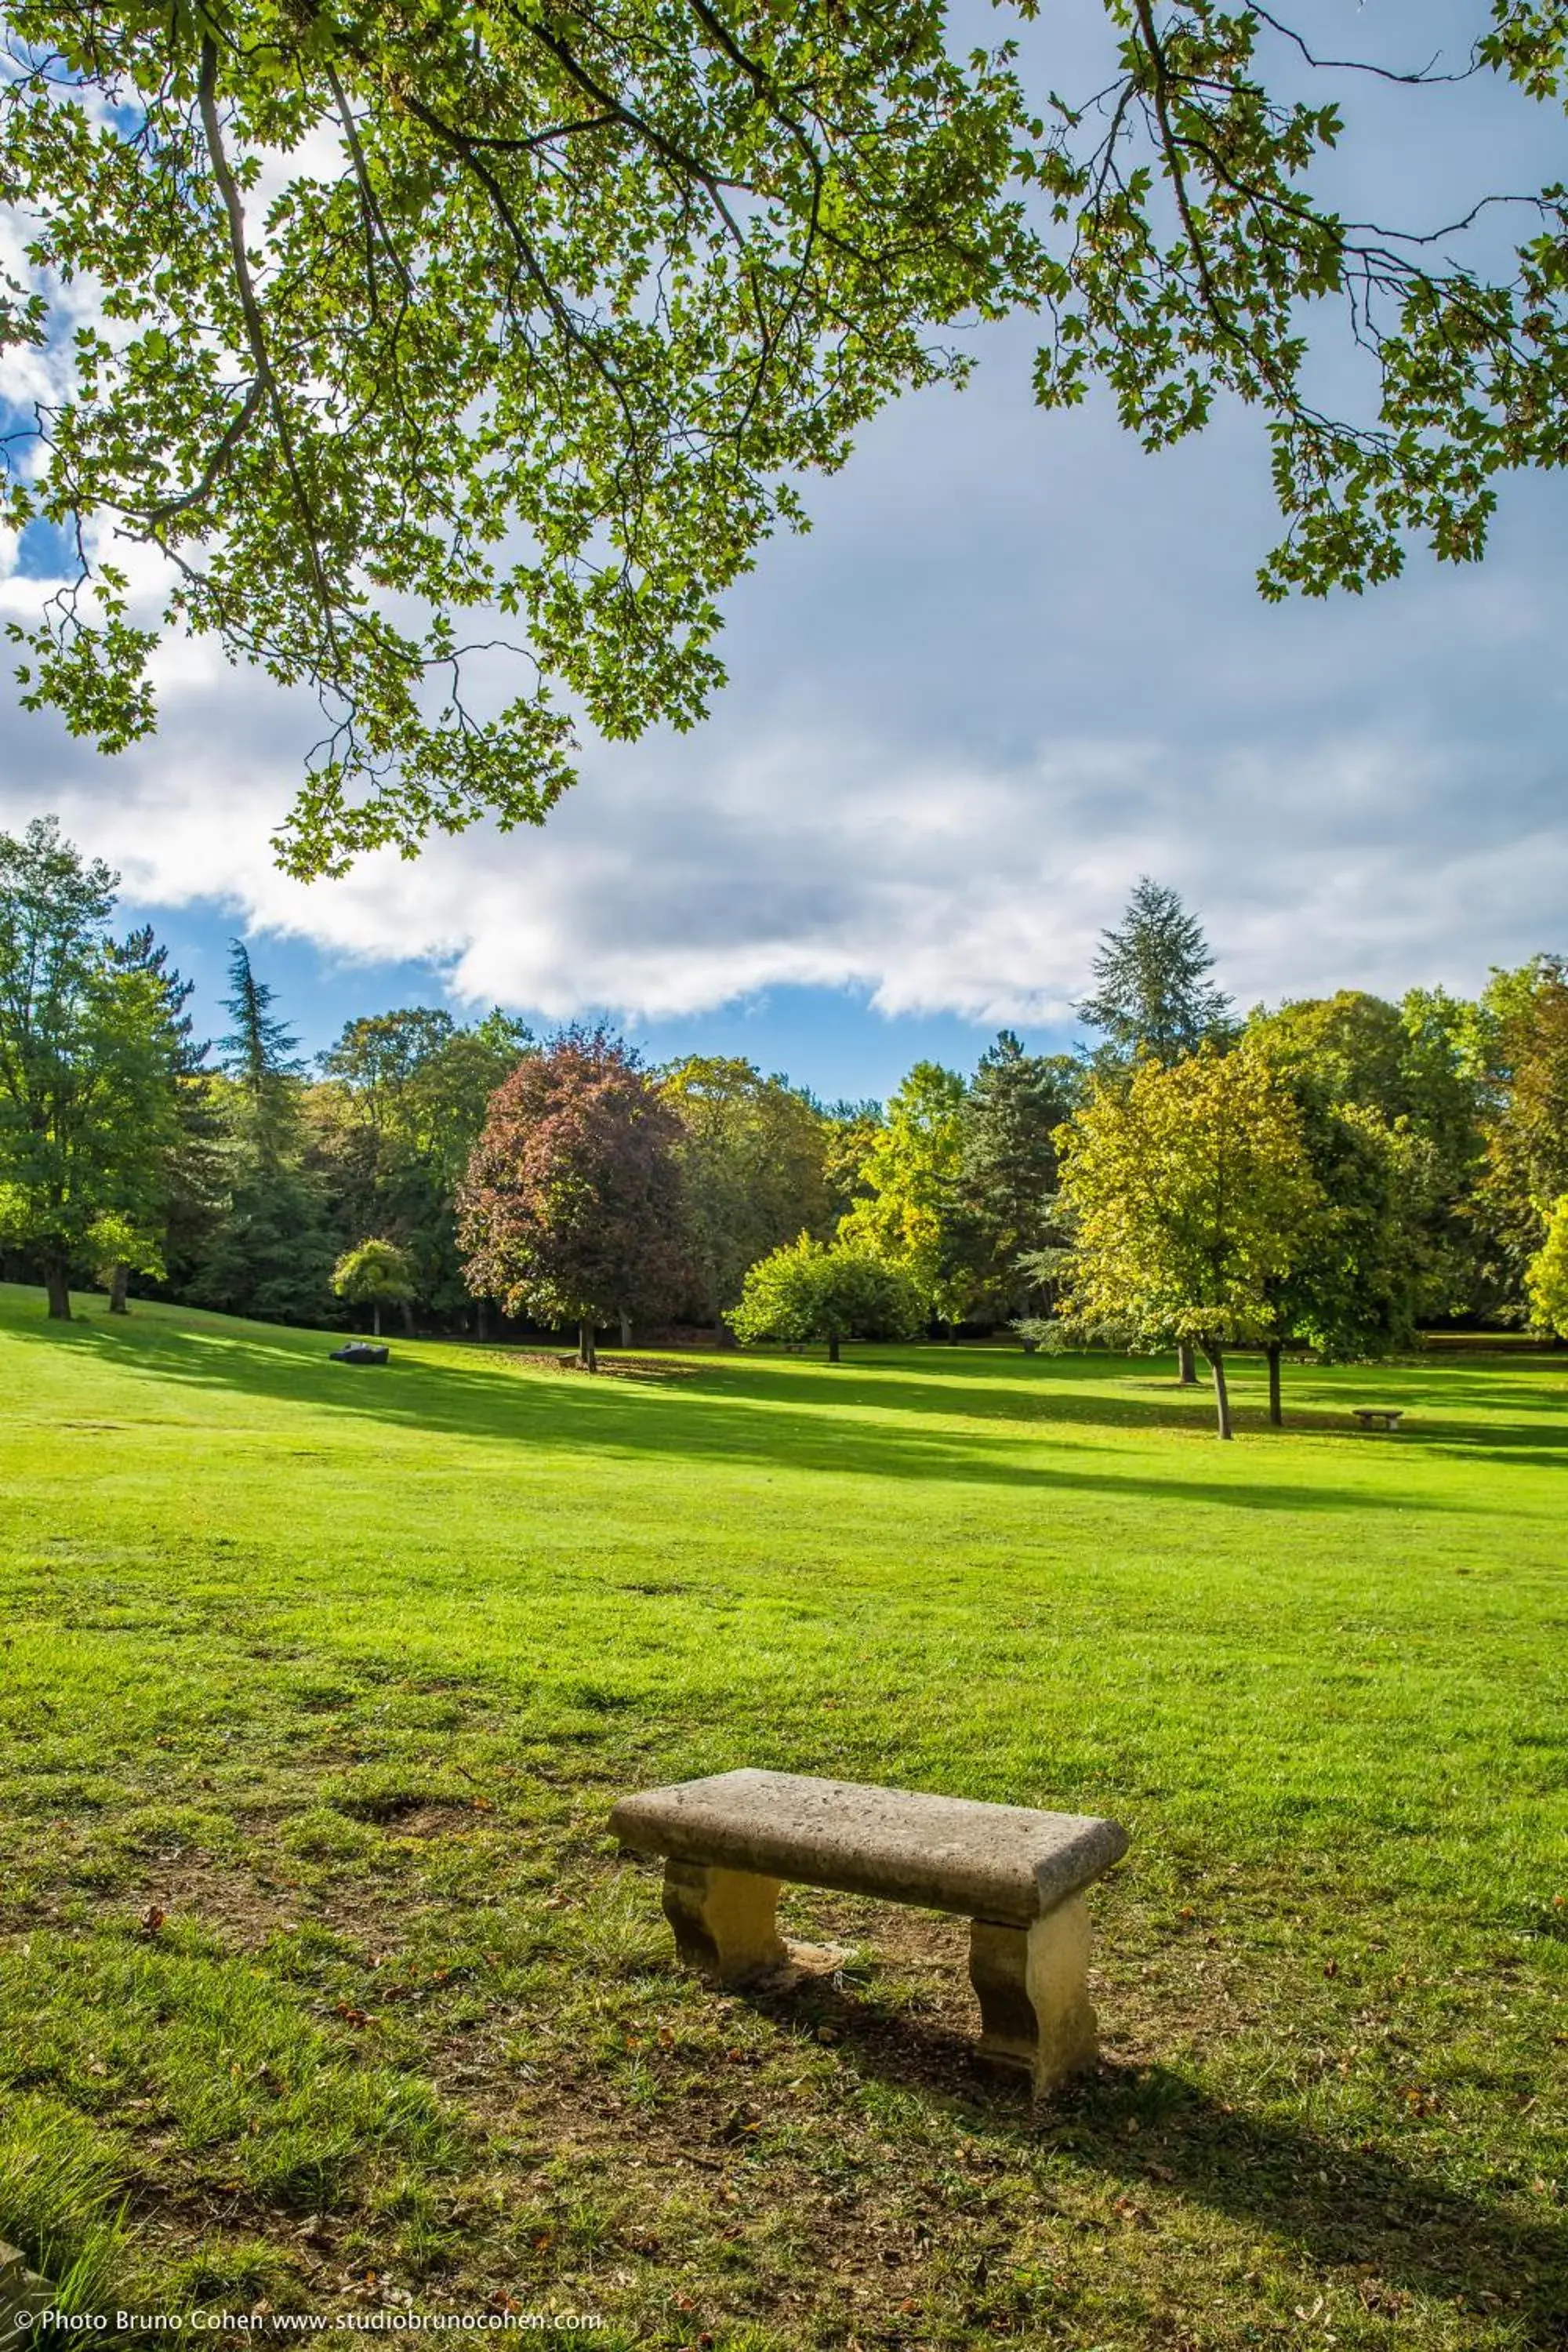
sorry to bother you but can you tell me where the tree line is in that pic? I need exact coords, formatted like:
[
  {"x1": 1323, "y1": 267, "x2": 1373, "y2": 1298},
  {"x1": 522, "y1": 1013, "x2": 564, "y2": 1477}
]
[{"x1": 4, "y1": 824, "x2": 1566, "y2": 1434}]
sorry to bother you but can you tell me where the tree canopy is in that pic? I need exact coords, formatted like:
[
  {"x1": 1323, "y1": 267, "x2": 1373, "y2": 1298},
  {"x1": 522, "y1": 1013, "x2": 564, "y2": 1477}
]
[
  {"x1": 946, "y1": 1031, "x2": 1078, "y2": 1319},
  {"x1": 458, "y1": 1025, "x2": 688, "y2": 1367},
  {"x1": 5, "y1": 7, "x2": 1568, "y2": 871},
  {"x1": 659, "y1": 1055, "x2": 831, "y2": 1323},
  {"x1": 1, "y1": 0, "x2": 1034, "y2": 874},
  {"x1": 331, "y1": 1234, "x2": 416, "y2": 1338},
  {"x1": 1526, "y1": 1194, "x2": 1568, "y2": 1338},
  {"x1": 1055, "y1": 1044, "x2": 1322, "y2": 1436},
  {"x1": 837, "y1": 1060, "x2": 968, "y2": 1323},
  {"x1": 728, "y1": 1232, "x2": 922, "y2": 1362},
  {"x1": 0, "y1": 817, "x2": 187, "y2": 1317}
]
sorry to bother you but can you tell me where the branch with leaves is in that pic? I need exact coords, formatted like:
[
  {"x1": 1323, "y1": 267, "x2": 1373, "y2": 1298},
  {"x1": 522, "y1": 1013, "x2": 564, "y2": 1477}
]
[
  {"x1": 1, "y1": 0, "x2": 1035, "y2": 873},
  {"x1": 2, "y1": 3, "x2": 1566, "y2": 873}
]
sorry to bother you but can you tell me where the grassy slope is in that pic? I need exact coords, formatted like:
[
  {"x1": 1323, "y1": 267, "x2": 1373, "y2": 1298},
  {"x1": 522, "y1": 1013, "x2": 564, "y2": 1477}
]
[{"x1": 0, "y1": 1283, "x2": 1563, "y2": 2350}]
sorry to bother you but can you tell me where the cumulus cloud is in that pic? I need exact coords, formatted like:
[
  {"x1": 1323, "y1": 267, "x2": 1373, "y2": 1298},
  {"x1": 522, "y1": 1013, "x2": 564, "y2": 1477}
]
[{"x1": 2, "y1": 304, "x2": 1566, "y2": 1028}]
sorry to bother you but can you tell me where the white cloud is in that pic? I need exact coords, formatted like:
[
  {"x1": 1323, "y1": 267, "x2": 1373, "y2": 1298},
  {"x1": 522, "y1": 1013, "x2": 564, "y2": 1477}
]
[{"x1": 2, "y1": 308, "x2": 1566, "y2": 1027}]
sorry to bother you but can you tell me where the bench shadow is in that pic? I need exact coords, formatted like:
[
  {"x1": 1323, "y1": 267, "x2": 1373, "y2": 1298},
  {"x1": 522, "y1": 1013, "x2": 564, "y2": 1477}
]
[{"x1": 735, "y1": 1969, "x2": 1566, "y2": 2342}]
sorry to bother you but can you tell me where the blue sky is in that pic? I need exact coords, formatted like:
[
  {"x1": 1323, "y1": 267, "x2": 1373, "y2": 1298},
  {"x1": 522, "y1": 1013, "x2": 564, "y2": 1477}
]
[
  {"x1": 123, "y1": 901, "x2": 1073, "y2": 1102},
  {"x1": 4, "y1": 2, "x2": 1565, "y2": 1105}
]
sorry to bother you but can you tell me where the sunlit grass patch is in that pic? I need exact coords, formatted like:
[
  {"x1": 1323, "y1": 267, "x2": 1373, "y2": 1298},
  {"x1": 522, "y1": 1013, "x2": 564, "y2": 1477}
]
[{"x1": 0, "y1": 1286, "x2": 1563, "y2": 2347}]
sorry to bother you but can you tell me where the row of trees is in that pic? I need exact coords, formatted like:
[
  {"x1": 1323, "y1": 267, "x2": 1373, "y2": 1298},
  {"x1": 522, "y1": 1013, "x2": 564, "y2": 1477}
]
[{"x1": 5, "y1": 825, "x2": 1568, "y2": 1435}]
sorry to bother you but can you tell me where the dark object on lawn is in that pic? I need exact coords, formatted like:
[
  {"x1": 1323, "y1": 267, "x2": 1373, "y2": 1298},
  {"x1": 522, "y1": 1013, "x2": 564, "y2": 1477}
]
[
  {"x1": 611, "y1": 1768, "x2": 1127, "y2": 2096},
  {"x1": 331, "y1": 1342, "x2": 389, "y2": 1366}
]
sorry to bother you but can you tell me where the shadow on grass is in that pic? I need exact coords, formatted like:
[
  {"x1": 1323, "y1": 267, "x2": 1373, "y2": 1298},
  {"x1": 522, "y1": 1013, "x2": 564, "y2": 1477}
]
[
  {"x1": 739, "y1": 1973, "x2": 1567, "y2": 2343},
  {"x1": 0, "y1": 1309, "x2": 1461, "y2": 1517}
]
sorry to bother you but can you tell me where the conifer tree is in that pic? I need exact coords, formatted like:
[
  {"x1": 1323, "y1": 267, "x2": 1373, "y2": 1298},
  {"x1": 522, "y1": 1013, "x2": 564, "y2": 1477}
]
[{"x1": 1077, "y1": 880, "x2": 1234, "y2": 1074}]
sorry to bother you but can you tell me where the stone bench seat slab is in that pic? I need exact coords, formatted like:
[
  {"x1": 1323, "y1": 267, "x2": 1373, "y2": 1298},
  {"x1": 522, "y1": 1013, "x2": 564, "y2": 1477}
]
[
  {"x1": 611, "y1": 1769, "x2": 1127, "y2": 1928},
  {"x1": 612, "y1": 1769, "x2": 1130, "y2": 2095}
]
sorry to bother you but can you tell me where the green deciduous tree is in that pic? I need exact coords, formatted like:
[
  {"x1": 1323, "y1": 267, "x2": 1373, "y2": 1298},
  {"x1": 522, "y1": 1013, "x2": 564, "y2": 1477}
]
[
  {"x1": 1056, "y1": 1045, "x2": 1322, "y2": 1438},
  {"x1": 458, "y1": 1026, "x2": 688, "y2": 1369},
  {"x1": 728, "y1": 1233, "x2": 922, "y2": 1363},
  {"x1": 1245, "y1": 989, "x2": 1490, "y2": 1398},
  {"x1": 0, "y1": 1, "x2": 1036, "y2": 874},
  {"x1": 312, "y1": 1006, "x2": 532, "y2": 1324},
  {"x1": 1475, "y1": 956, "x2": 1568, "y2": 1309},
  {"x1": 659, "y1": 1056, "x2": 831, "y2": 1325},
  {"x1": 820, "y1": 1101, "x2": 886, "y2": 1227},
  {"x1": 102, "y1": 921, "x2": 209, "y2": 1312},
  {"x1": 9, "y1": 11, "x2": 1568, "y2": 870},
  {"x1": 0, "y1": 817, "x2": 184, "y2": 1318},
  {"x1": 331, "y1": 1236, "x2": 416, "y2": 1339},
  {"x1": 837, "y1": 1061, "x2": 969, "y2": 1328}
]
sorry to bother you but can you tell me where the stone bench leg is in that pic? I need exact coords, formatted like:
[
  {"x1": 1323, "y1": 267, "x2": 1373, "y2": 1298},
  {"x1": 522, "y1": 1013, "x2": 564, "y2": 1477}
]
[
  {"x1": 662, "y1": 1858, "x2": 786, "y2": 1984},
  {"x1": 968, "y1": 1894, "x2": 1098, "y2": 2096}
]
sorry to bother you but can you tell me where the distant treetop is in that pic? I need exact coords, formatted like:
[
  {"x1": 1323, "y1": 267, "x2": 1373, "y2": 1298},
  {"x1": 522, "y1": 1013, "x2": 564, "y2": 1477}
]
[{"x1": 1076, "y1": 879, "x2": 1234, "y2": 1073}]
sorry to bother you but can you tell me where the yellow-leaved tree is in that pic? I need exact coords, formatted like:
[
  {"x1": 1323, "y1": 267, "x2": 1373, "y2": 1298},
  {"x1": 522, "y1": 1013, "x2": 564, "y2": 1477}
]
[
  {"x1": 1526, "y1": 1196, "x2": 1568, "y2": 1341},
  {"x1": 1056, "y1": 1047, "x2": 1323, "y2": 1440},
  {"x1": 837, "y1": 1062, "x2": 968, "y2": 1331}
]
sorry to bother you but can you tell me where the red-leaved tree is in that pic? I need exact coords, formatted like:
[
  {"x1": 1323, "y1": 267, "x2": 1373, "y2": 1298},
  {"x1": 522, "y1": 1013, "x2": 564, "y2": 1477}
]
[{"x1": 458, "y1": 1027, "x2": 688, "y2": 1369}]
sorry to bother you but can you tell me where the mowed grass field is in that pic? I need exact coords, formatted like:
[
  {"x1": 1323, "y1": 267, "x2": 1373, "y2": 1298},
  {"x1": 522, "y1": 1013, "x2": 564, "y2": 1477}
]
[{"x1": 0, "y1": 1283, "x2": 1564, "y2": 2352}]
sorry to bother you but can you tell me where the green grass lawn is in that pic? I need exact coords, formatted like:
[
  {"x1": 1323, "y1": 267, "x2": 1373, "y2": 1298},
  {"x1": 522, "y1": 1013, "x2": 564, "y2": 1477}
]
[{"x1": 0, "y1": 1283, "x2": 1563, "y2": 2351}]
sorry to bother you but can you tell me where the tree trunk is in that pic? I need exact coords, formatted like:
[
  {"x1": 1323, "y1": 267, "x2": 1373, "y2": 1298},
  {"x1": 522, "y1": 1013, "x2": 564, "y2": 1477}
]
[
  {"x1": 619, "y1": 1308, "x2": 633, "y2": 1348},
  {"x1": 108, "y1": 1263, "x2": 130, "y2": 1316},
  {"x1": 1203, "y1": 1343, "x2": 1232, "y2": 1440},
  {"x1": 401, "y1": 1299, "x2": 414, "y2": 1336},
  {"x1": 1176, "y1": 1339, "x2": 1197, "y2": 1386},
  {"x1": 43, "y1": 1257, "x2": 71, "y2": 1321},
  {"x1": 372, "y1": 1301, "x2": 382, "y2": 1338},
  {"x1": 827, "y1": 1329, "x2": 840, "y2": 1363},
  {"x1": 1266, "y1": 1341, "x2": 1283, "y2": 1428},
  {"x1": 476, "y1": 1299, "x2": 488, "y2": 1342},
  {"x1": 578, "y1": 1319, "x2": 597, "y2": 1372}
]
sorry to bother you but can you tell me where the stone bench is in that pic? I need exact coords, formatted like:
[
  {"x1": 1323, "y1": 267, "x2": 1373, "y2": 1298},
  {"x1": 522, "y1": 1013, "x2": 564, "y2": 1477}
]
[
  {"x1": 609, "y1": 1768, "x2": 1128, "y2": 2095},
  {"x1": 1352, "y1": 1407, "x2": 1403, "y2": 1432}
]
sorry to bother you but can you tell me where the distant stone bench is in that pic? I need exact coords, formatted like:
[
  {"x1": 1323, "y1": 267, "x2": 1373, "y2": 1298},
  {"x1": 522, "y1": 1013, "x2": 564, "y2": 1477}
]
[
  {"x1": 1352, "y1": 1407, "x2": 1403, "y2": 1432},
  {"x1": 610, "y1": 1768, "x2": 1128, "y2": 2095}
]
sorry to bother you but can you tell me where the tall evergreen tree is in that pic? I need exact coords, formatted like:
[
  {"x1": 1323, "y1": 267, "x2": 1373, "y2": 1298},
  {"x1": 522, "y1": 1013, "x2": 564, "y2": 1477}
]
[
  {"x1": 1077, "y1": 880, "x2": 1234, "y2": 1073},
  {"x1": 191, "y1": 946, "x2": 331, "y2": 1323},
  {"x1": 220, "y1": 942, "x2": 303, "y2": 1144},
  {"x1": 949, "y1": 1033, "x2": 1079, "y2": 1323}
]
